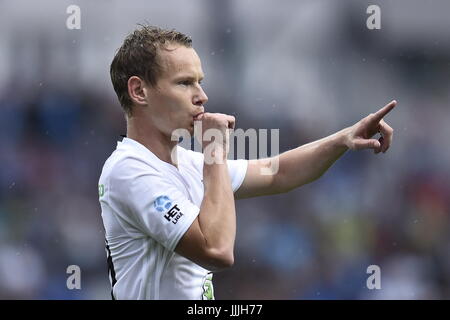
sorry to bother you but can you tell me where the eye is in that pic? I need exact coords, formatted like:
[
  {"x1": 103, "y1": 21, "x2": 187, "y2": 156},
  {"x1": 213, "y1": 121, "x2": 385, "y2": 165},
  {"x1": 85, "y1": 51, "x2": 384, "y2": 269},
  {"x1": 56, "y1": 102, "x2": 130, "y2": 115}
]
[{"x1": 178, "y1": 80, "x2": 192, "y2": 86}]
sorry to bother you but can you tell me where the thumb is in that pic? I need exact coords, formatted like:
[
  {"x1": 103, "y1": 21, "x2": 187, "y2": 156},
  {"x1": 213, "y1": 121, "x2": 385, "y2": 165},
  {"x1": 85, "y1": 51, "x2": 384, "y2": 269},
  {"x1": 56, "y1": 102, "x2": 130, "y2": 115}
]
[{"x1": 353, "y1": 138, "x2": 381, "y2": 150}]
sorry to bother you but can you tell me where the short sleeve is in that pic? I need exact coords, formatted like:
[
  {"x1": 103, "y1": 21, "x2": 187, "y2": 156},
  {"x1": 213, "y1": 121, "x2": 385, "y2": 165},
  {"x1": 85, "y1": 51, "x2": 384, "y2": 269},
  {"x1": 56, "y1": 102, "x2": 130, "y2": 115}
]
[
  {"x1": 226, "y1": 159, "x2": 248, "y2": 192},
  {"x1": 109, "y1": 158, "x2": 200, "y2": 251}
]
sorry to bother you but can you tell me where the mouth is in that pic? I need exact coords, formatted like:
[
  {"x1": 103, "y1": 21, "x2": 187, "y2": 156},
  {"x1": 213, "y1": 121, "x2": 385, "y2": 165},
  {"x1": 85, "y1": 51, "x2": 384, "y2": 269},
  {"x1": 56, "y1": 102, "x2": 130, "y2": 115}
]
[{"x1": 193, "y1": 112, "x2": 204, "y2": 121}]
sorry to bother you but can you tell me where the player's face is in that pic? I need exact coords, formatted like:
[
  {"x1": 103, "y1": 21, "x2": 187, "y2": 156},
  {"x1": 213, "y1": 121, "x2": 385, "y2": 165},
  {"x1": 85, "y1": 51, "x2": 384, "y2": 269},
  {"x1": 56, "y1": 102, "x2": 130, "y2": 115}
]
[{"x1": 146, "y1": 45, "x2": 207, "y2": 136}]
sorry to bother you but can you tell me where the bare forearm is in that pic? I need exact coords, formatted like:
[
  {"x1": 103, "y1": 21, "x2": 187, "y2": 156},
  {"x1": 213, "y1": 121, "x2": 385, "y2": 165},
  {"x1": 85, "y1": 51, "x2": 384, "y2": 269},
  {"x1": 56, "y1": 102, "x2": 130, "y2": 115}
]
[
  {"x1": 273, "y1": 128, "x2": 349, "y2": 192},
  {"x1": 199, "y1": 158, "x2": 236, "y2": 254},
  {"x1": 236, "y1": 101, "x2": 396, "y2": 199}
]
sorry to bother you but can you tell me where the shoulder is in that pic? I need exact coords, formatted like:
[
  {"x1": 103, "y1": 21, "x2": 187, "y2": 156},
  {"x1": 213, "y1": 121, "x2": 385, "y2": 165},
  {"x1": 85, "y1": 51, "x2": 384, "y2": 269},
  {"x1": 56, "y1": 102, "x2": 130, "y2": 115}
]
[
  {"x1": 101, "y1": 146, "x2": 166, "y2": 186},
  {"x1": 177, "y1": 145, "x2": 204, "y2": 169},
  {"x1": 177, "y1": 145, "x2": 203, "y2": 161}
]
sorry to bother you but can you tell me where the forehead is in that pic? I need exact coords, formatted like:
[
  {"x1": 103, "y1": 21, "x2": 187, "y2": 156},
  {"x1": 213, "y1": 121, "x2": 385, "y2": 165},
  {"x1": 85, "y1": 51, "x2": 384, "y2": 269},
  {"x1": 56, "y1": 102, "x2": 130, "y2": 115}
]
[{"x1": 158, "y1": 45, "x2": 203, "y2": 78}]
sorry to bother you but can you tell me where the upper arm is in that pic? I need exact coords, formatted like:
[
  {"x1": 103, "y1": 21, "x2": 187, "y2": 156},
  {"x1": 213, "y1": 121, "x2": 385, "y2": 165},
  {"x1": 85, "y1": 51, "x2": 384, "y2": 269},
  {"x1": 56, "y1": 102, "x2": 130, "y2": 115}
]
[{"x1": 234, "y1": 158, "x2": 278, "y2": 199}]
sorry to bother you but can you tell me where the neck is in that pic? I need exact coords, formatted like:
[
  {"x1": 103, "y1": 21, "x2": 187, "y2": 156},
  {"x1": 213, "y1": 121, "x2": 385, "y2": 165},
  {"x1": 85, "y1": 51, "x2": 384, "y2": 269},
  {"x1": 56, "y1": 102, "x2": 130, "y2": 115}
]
[{"x1": 126, "y1": 115, "x2": 178, "y2": 168}]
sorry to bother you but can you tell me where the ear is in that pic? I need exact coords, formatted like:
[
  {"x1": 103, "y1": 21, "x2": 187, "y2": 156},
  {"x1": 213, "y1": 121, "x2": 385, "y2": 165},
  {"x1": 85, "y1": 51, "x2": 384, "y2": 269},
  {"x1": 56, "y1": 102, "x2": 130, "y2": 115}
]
[{"x1": 127, "y1": 76, "x2": 148, "y2": 106}]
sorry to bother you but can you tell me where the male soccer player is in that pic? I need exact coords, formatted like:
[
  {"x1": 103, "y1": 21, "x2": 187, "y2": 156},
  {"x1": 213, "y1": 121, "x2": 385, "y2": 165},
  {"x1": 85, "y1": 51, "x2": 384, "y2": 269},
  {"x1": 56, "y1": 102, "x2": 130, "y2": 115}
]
[{"x1": 98, "y1": 25, "x2": 395, "y2": 300}]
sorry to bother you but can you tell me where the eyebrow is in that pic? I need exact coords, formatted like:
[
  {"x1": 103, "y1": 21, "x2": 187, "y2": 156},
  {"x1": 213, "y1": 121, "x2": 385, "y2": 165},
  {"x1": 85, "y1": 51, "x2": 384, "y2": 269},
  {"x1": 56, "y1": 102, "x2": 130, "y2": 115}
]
[{"x1": 174, "y1": 74, "x2": 204, "y2": 82}]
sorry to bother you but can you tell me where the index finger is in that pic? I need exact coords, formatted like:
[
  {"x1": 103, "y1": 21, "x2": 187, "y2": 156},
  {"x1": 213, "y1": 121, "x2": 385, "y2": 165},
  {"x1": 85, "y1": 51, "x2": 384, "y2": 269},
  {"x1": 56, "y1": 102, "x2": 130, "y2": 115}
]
[{"x1": 373, "y1": 100, "x2": 397, "y2": 121}]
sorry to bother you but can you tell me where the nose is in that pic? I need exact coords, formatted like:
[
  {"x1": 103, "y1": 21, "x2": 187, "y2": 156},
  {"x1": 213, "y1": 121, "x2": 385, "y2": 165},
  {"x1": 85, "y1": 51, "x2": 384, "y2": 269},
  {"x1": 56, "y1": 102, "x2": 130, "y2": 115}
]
[{"x1": 193, "y1": 85, "x2": 208, "y2": 106}]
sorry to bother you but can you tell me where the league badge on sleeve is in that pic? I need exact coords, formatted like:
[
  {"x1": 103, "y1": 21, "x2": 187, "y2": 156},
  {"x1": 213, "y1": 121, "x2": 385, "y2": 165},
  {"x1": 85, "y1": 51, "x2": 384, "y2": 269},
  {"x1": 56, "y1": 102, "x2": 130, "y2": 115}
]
[
  {"x1": 154, "y1": 195, "x2": 184, "y2": 225},
  {"x1": 154, "y1": 195, "x2": 172, "y2": 212}
]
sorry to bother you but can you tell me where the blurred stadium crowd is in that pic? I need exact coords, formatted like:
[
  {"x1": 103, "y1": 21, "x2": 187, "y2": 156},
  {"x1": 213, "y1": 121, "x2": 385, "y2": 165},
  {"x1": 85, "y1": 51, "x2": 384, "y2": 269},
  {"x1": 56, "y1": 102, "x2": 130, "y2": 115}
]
[{"x1": 1, "y1": 0, "x2": 450, "y2": 299}]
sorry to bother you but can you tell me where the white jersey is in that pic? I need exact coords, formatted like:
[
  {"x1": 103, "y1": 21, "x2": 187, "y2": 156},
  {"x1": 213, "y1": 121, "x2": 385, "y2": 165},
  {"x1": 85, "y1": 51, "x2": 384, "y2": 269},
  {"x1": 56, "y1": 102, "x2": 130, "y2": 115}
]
[{"x1": 98, "y1": 137, "x2": 247, "y2": 300}]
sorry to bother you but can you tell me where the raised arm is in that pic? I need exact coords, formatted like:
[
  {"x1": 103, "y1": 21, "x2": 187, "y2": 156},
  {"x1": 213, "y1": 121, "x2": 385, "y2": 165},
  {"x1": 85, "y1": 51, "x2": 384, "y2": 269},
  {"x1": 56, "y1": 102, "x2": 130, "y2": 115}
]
[
  {"x1": 175, "y1": 113, "x2": 237, "y2": 271},
  {"x1": 235, "y1": 100, "x2": 396, "y2": 199}
]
